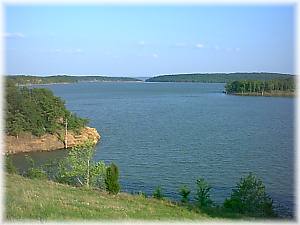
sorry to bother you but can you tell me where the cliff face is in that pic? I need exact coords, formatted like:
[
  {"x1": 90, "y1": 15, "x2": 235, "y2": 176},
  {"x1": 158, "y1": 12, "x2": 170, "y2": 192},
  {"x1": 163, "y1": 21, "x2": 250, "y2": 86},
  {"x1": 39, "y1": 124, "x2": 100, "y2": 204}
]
[{"x1": 5, "y1": 127, "x2": 100, "y2": 154}]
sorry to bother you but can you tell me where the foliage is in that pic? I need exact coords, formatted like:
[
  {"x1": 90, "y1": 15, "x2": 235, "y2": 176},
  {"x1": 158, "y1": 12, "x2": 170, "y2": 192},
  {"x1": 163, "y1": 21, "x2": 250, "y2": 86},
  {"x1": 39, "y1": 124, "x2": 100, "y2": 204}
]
[
  {"x1": 56, "y1": 141, "x2": 106, "y2": 188},
  {"x1": 195, "y1": 178, "x2": 213, "y2": 208},
  {"x1": 6, "y1": 75, "x2": 141, "y2": 85},
  {"x1": 223, "y1": 173, "x2": 276, "y2": 217},
  {"x1": 153, "y1": 186, "x2": 164, "y2": 200},
  {"x1": 5, "y1": 79, "x2": 88, "y2": 137},
  {"x1": 138, "y1": 191, "x2": 147, "y2": 198},
  {"x1": 225, "y1": 78, "x2": 295, "y2": 94},
  {"x1": 26, "y1": 167, "x2": 48, "y2": 180},
  {"x1": 146, "y1": 72, "x2": 294, "y2": 83},
  {"x1": 179, "y1": 185, "x2": 191, "y2": 203},
  {"x1": 5, "y1": 156, "x2": 18, "y2": 174},
  {"x1": 24, "y1": 156, "x2": 48, "y2": 180},
  {"x1": 105, "y1": 163, "x2": 120, "y2": 194}
]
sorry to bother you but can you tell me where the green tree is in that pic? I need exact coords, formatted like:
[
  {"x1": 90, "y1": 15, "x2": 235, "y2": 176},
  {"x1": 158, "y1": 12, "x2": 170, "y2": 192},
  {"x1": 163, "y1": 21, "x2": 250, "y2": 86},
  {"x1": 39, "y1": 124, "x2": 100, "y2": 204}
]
[
  {"x1": 195, "y1": 178, "x2": 213, "y2": 208},
  {"x1": 105, "y1": 163, "x2": 120, "y2": 194},
  {"x1": 153, "y1": 186, "x2": 164, "y2": 200},
  {"x1": 57, "y1": 141, "x2": 106, "y2": 188},
  {"x1": 223, "y1": 173, "x2": 276, "y2": 217},
  {"x1": 179, "y1": 185, "x2": 191, "y2": 203}
]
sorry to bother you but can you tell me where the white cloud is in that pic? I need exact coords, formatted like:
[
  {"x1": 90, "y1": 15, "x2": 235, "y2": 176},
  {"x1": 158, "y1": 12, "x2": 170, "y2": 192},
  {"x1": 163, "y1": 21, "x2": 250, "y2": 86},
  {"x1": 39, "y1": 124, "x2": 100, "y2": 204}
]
[
  {"x1": 152, "y1": 53, "x2": 159, "y2": 58},
  {"x1": 4, "y1": 32, "x2": 25, "y2": 39},
  {"x1": 138, "y1": 41, "x2": 146, "y2": 46},
  {"x1": 54, "y1": 49, "x2": 62, "y2": 53},
  {"x1": 72, "y1": 48, "x2": 83, "y2": 54},
  {"x1": 195, "y1": 43, "x2": 204, "y2": 48}
]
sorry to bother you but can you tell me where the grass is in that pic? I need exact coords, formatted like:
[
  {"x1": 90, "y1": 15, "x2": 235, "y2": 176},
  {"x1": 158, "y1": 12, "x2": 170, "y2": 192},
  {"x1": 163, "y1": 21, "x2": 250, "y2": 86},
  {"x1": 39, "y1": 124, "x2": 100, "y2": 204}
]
[
  {"x1": 5, "y1": 173, "x2": 213, "y2": 221},
  {"x1": 5, "y1": 174, "x2": 269, "y2": 221}
]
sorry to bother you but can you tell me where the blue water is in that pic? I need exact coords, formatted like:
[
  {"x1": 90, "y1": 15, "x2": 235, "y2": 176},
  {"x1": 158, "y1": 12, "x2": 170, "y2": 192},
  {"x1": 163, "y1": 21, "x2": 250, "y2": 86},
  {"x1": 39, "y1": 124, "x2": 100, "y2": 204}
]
[{"x1": 12, "y1": 82, "x2": 295, "y2": 217}]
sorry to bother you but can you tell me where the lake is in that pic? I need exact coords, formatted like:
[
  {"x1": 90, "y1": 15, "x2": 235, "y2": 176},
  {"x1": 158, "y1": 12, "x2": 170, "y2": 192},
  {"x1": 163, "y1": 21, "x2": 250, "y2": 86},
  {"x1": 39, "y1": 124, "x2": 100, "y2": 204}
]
[{"x1": 11, "y1": 82, "x2": 295, "y2": 217}]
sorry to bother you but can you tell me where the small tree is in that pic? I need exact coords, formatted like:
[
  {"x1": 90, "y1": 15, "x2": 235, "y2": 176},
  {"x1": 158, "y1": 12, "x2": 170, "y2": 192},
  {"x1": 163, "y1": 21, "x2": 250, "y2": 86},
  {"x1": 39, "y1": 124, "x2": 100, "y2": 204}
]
[
  {"x1": 223, "y1": 173, "x2": 276, "y2": 217},
  {"x1": 179, "y1": 185, "x2": 191, "y2": 203},
  {"x1": 195, "y1": 178, "x2": 213, "y2": 208},
  {"x1": 57, "y1": 140, "x2": 106, "y2": 188},
  {"x1": 153, "y1": 186, "x2": 164, "y2": 200},
  {"x1": 105, "y1": 163, "x2": 120, "y2": 194}
]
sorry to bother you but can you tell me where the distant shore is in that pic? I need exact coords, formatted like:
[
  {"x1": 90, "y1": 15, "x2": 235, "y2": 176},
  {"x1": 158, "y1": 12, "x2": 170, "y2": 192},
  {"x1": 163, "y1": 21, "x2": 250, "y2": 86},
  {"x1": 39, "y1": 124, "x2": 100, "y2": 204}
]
[
  {"x1": 226, "y1": 91, "x2": 295, "y2": 97},
  {"x1": 19, "y1": 80, "x2": 144, "y2": 86}
]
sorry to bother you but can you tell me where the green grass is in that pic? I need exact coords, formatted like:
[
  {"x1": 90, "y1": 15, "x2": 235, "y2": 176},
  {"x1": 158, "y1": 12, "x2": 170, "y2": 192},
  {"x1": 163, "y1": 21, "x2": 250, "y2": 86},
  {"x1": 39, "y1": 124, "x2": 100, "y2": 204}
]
[
  {"x1": 5, "y1": 173, "x2": 214, "y2": 221},
  {"x1": 6, "y1": 174, "x2": 270, "y2": 221}
]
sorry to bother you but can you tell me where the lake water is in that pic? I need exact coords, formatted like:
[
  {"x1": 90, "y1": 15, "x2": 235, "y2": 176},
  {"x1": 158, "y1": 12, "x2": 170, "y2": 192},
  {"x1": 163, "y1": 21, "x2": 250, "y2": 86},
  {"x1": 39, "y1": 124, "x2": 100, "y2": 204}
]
[{"x1": 11, "y1": 82, "x2": 295, "y2": 218}]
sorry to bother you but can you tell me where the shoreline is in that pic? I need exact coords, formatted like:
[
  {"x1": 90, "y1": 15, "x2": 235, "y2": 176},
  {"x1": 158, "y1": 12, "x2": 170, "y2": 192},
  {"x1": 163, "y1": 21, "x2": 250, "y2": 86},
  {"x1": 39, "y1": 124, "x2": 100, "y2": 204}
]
[
  {"x1": 5, "y1": 126, "x2": 100, "y2": 155},
  {"x1": 19, "y1": 80, "x2": 144, "y2": 86},
  {"x1": 226, "y1": 91, "x2": 295, "y2": 97}
]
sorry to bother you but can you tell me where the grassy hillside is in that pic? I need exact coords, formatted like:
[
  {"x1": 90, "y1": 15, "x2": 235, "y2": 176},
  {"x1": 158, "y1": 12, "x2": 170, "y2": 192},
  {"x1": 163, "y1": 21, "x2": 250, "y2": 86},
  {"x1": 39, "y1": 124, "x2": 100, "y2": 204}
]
[
  {"x1": 5, "y1": 174, "x2": 213, "y2": 221},
  {"x1": 145, "y1": 72, "x2": 294, "y2": 83}
]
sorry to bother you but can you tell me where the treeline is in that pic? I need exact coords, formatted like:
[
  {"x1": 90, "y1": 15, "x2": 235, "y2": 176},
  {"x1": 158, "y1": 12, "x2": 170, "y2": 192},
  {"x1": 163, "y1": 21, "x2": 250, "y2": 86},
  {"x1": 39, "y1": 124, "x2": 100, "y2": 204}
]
[
  {"x1": 145, "y1": 72, "x2": 294, "y2": 83},
  {"x1": 7, "y1": 75, "x2": 142, "y2": 85},
  {"x1": 225, "y1": 78, "x2": 295, "y2": 94},
  {"x1": 6, "y1": 79, "x2": 88, "y2": 137}
]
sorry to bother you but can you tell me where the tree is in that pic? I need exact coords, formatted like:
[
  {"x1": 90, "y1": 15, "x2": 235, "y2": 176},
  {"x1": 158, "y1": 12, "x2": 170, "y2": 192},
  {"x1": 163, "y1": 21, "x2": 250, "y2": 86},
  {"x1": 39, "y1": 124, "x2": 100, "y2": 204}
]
[
  {"x1": 105, "y1": 163, "x2": 120, "y2": 194},
  {"x1": 179, "y1": 185, "x2": 191, "y2": 203},
  {"x1": 58, "y1": 141, "x2": 106, "y2": 188},
  {"x1": 153, "y1": 186, "x2": 164, "y2": 200},
  {"x1": 195, "y1": 178, "x2": 213, "y2": 208},
  {"x1": 223, "y1": 173, "x2": 276, "y2": 217}
]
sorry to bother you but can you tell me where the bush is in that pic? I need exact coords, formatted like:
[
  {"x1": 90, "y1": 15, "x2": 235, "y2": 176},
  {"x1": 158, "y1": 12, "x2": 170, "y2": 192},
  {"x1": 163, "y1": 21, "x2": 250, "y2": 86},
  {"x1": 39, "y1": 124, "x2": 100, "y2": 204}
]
[
  {"x1": 5, "y1": 156, "x2": 18, "y2": 174},
  {"x1": 105, "y1": 163, "x2": 120, "y2": 194},
  {"x1": 195, "y1": 178, "x2": 213, "y2": 208},
  {"x1": 153, "y1": 186, "x2": 164, "y2": 200},
  {"x1": 223, "y1": 173, "x2": 276, "y2": 217},
  {"x1": 26, "y1": 167, "x2": 48, "y2": 180},
  {"x1": 24, "y1": 155, "x2": 48, "y2": 179},
  {"x1": 179, "y1": 185, "x2": 191, "y2": 203}
]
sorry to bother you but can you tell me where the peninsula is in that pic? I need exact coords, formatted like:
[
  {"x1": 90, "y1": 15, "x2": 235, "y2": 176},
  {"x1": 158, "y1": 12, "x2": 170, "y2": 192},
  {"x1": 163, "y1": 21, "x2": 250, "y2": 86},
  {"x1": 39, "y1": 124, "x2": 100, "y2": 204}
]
[{"x1": 5, "y1": 79, "x2": 100, "y2": 154}]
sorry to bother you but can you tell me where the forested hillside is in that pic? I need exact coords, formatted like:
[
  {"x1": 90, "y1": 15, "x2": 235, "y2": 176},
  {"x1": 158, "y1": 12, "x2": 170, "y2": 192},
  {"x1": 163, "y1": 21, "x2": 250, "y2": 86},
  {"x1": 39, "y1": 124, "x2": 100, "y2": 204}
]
[
  {"x1": 7, "y1": 75, "x2": 141, "y2": 85},
  {"x1": 225, "y1": 78, "x2": 295, "y2": 95},
  {"x1": 5, "y1": 79, "x2": 88, "y2": 137},
  {"x1": 145, "y1": 73, "x2": 294, "y2": 83}
]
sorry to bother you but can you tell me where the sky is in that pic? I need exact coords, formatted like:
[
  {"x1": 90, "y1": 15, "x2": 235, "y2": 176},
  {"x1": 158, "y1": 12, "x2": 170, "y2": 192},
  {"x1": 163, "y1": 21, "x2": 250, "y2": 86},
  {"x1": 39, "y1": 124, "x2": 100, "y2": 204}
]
[{"x1": 4, "y1": 5, "x2": 295, "y2": 77}]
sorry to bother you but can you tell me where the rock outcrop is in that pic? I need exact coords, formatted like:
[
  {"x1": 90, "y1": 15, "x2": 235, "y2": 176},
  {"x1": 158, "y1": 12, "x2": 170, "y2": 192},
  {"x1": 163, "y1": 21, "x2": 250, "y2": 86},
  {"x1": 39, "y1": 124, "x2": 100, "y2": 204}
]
[{"x1": 5, "y1": 127, "x2": 100, "y2": 154}]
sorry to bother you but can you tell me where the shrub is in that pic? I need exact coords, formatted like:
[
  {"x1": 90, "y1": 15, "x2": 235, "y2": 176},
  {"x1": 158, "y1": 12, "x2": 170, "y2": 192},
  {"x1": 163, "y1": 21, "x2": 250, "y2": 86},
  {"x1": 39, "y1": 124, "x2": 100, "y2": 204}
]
[
  {"x1": 105, "y1": 163, "x2": 120, "y2": 194},
  {"x1": 24, "y1": 155, "x2": 47, "y2": 179},
  {"x1": 223, "y1": 173, "x2": 276, "y2": 217},
  {"x1": 179, "y1": 185, "x2": 191, "y2": 203},
  {"x1": 195, "y1": 178, "x2": 213, "y2": 208},
  {"x1": 26, "y1": 167, "x2": 48, "y2": 180},
  {"x1": 5, "y1": 156, "x2": 18, "y2": 174},
  {"x1": 153, "y1": 186, "x2": 164, "y2": 200},
  {"x1": 138, "y1": 191, "x2": 147, "y2": 198}
]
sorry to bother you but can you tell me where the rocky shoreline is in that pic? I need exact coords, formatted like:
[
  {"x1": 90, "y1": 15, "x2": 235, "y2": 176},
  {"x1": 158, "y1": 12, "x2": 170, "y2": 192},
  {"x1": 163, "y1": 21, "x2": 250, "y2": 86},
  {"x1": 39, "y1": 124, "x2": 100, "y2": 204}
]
[{"x1": 5, "y1": 127, "x2": 100, "y2": 154}]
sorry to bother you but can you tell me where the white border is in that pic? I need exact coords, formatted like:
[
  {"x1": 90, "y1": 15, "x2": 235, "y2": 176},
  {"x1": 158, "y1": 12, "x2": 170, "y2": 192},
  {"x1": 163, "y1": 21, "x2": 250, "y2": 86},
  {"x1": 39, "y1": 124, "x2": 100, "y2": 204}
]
[{"x1": 0, "y1": 0, "x2": 298, "y2": 224}]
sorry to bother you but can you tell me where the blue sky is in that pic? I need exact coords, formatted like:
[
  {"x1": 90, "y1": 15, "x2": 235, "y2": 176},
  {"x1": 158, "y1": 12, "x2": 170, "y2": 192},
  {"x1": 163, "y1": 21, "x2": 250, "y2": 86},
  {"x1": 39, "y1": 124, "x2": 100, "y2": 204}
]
[{"x1": 5, "y1": 5, "x2": 295, "y2": 77}]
